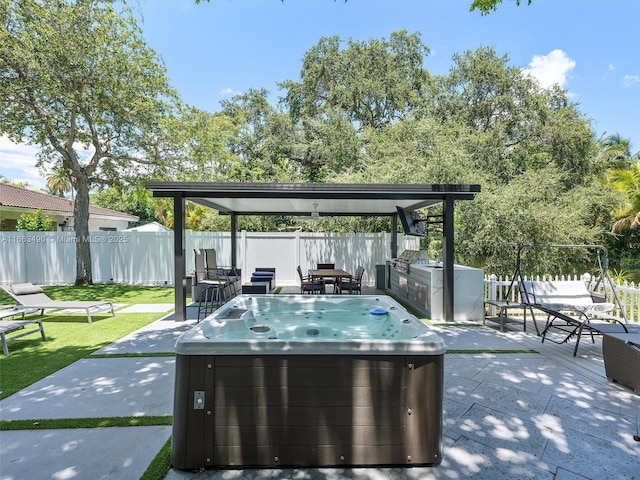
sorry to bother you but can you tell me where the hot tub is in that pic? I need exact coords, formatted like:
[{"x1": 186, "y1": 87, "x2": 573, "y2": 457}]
[{"x1": 172, "y1": 294, "x2": 445, "y2": 470}]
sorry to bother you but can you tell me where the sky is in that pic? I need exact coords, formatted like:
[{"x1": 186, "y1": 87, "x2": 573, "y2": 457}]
[{"x1": 2, "y1": 0, "x2": 639, "y2": 191}]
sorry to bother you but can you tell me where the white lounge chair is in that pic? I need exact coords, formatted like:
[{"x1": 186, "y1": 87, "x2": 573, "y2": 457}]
[{"x1": 1, "y1": 283, "x2": 115, "y2": 324}]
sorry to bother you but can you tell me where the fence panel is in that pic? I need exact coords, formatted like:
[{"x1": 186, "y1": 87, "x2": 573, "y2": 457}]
[{"x1": 0, "y1": 230, "x2": 419, "y2": 287}]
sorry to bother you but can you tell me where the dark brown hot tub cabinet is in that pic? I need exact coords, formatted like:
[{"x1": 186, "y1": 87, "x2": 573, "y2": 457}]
[{"x1": 172, "y1": 353, "x2": 444, "y2": 469}]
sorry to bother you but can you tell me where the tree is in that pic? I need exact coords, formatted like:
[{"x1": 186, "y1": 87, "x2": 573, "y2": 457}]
[
  {"x1": 92, "y1": 185, "x2": 157, "y2": 226},
  {"x1": 282, "y1": 30, "x2": 431, "y2": 131},
  {"x1": 0, "y1": 0, "x2": 179, "y2": 284},
  {"x1": 598, "y1": 133, "x2": 635, "y2": 167},
  {"x1": 45, "y1": 166, "x2": 72, "y2": 198},
  {"x1": 220, "y1": 89, "x2": 299, "y2": 182},
  {"x1": 323, "y1": 44, "x2": 617, "y2": 273},
  {"x1": 609, "y1": 160, "x2": 640, "y2": 232},
  {"x1": 470, "y1": 0, "x2": 532, "y2": 15},
  {"x1": 278, "y1": 30, "x2": 430, "y2": 180}
]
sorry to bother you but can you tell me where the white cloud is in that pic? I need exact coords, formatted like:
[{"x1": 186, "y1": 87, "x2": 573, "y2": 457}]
[
  {"x1": 522, "y1": 49, "x2": 576, "y2": 89},
  {"x1": 0, "y1": 136, "x2": 99, "y2": 191},
  {"x1": 0, "y1": 135, "x2": 45, "y2": 189},
  {"x1": 622, "y1": 74, "x2": 640, "y2": 88},
  {"x1": 219, "y1": 87, "x2": 237, "y2": 96}
]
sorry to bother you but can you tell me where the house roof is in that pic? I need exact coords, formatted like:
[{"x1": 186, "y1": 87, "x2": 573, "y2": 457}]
[
  {"x1": 0, "y1": 183, "x2": 138, "y2": 221},
  {"x1": 123, "y1": 221, "x2": 171, "y2": 232}
]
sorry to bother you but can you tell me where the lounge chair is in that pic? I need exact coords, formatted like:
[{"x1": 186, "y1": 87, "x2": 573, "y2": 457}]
[
  {"x1": 0, "y1": 307, "x2": 46, "y2": 355},
  {"x1": 1, "y1": 283, "x2": 115, "y2": 324},
  {"x1": 519, "y1": 280, "x2": 633, "y2": 356}
]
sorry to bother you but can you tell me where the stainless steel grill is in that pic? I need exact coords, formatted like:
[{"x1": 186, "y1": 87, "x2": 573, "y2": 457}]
[{"x1": 391, "y1": 250, "x2": 427, "y2": 274}]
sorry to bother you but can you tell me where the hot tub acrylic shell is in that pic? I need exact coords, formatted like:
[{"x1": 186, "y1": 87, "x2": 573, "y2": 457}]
[{"x1": 171, "y1": 295, "x2": 445, "y2": 469}]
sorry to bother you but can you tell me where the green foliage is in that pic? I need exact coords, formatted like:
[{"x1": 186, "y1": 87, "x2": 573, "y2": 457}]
[
  {"x1": 92, "y1": 186, "x2": 157, "y2": 226},
  {"x1": 609, "y1": 268, "x2": 634, "y2": 283},
  {"x1": 278, "y1": 30, "x2": 431, "y2": 181},
  {"x1": 220, "y1": 89, "x2": 299, "y2": 182},
  {"x1": 606, "y1": 226, "x2": 640, "y2": 280},
  {"x1": 45, "y1": 166, "x2": 72, "y2": 198},
  {"x1": 608, "y1": 159, "x2": 640, "y2": 232},
  {"x1": 470, "y1": 0, "x2": 531, "y2": 15},
  {"x1": 282, "y1": 30, "x2": 430, "y2": 131},
  {"x1": 16, "y1": 209, "x2": 54, "y2": 231}
]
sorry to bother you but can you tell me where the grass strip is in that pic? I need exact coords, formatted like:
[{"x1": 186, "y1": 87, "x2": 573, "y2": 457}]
[
  {"x1": 0, "y1": 416, "x2": 172, "y2": 431},
  {"x1": 140, "y1": 437, "x2": 173, "y2": 480},
  {"x1": 0, "y1": 284, "x2": 175, "y2": 305}
]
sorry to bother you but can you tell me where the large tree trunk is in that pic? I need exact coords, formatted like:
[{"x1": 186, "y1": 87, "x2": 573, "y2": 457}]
[{"x1": 74, "y1": 175, "x2": 93, "y2": 285}]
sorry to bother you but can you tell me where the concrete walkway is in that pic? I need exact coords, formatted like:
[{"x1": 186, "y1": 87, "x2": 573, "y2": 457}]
[{"x1": 1, "y1": 298, "x2": 639, "y2": 480}]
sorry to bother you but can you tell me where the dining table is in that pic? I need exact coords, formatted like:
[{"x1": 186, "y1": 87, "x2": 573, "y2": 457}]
[{"x1": 308, "y1": 268, "x2": 352, "y2": 294}]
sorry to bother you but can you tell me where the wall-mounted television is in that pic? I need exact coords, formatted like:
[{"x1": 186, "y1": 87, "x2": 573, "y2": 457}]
[{"x1": 396, "y1": 206, "x2": 426, "y2": 237}]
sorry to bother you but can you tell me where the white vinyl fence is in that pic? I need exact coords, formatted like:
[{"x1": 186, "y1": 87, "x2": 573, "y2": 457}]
[
  {"x1": 485, "y1": 274, "x2": 640, "y2": 324},
  {"x1": 0, "y1": 230, "x2": 419, "y2": 287}
]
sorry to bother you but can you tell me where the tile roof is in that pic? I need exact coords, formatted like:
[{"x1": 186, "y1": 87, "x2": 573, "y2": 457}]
[{"x1": 0, "y1": 183, "x2": 138, "y2": 220}]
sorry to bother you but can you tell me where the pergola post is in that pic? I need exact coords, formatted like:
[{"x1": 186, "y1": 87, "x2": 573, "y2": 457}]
[
  {"x1": 173, "y1": 193, "x2": 186, "y2": 322},
  {"x1": 230, "y1": 213, "x2": 238, "y2": 269},
  {"x1": 391, "y1": 214, "x2": 398, "y2": 258},
  {"x1": 442, "y1": 194, "x2": 455, "y2": 322}
]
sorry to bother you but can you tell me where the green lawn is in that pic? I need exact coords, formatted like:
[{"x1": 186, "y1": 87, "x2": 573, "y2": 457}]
[
  {"x1": 0, "y1": 285, "x2": 176, "y2": 399},
  {"x1": 0, "y1": 283, "x2": 175, "y2": 305}
]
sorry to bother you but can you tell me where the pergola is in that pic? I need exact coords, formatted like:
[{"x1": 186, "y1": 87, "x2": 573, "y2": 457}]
[{"x1": 146, "y1": 182, "x2": 481, "y2": 322}]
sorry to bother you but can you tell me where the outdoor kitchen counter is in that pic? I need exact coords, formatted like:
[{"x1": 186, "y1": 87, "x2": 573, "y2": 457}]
[{"x1": 386, "y1": 261, "x2": 485, "y2": 322}]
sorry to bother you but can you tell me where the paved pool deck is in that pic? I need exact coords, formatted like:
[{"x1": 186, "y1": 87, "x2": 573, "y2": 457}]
[{"x1": 1, "y1": 292, "x2": 638, "y2": 480}]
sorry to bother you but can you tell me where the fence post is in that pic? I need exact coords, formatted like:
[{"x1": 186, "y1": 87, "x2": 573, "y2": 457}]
[{"x1": 488, "y1": 274, "x2": 497, "y2": 315}]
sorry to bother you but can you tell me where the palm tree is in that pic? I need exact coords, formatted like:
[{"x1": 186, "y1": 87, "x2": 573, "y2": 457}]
[
  {"x1": 154, "y1": 199, "x2": 174, "y2": 229},
  {"x1": 609, "y1": 159, "x2": 640, "y2": 232},
  {"x1": 598, "y1": 133, "x2": 633, "y2": 167},
  {"x1": 46, "y1": 167, "x2": 72, "y2": 197},
  {"x1": 186, "y1": 204, "x2": 207, "y2": 230}
]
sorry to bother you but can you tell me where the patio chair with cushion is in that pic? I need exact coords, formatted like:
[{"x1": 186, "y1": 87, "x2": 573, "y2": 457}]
[
  {"x1": 194, "y1": 248, "x2": 233, "y2": 322},
  {"x1": 1, "y1": 283, "x2": 114, "y2": 324},
  {"x1": 297, "y1": 266, "x2": 325, "y2": 294},
  {"x1": 337, "y1": 266, "x2": 364, "y2": 295},
  {"x1": 317, "y1": 262, "x2": 336, "y2": 293},
  {"x1": 203, "y1": 248, "x2": 240, "y2": 299}
]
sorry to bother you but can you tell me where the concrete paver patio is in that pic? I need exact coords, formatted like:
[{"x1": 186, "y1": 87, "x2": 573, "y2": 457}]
[{"x1": 1, "y1": 292, "x2": 638, "y2": 480}]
